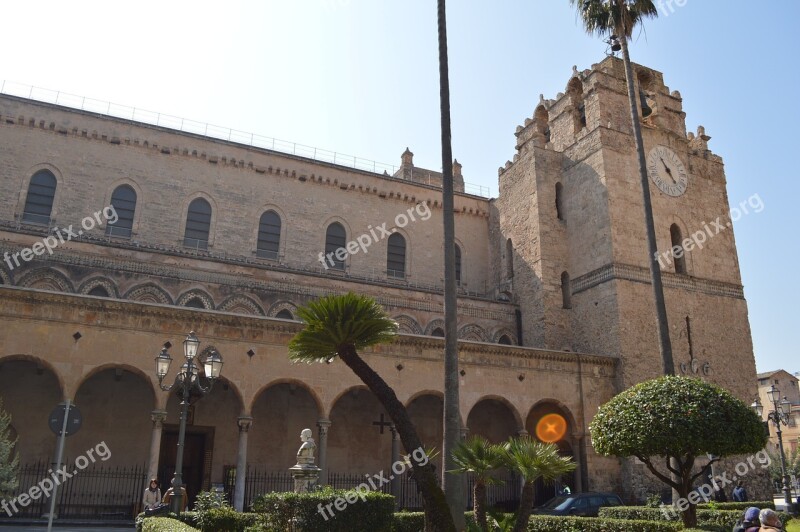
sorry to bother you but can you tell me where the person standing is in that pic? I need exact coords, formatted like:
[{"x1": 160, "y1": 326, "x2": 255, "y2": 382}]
[
  {"x1": 732, "y1": 481, "x2": 749, "y2": 502},
  {"x1": 142, "y1": 478, "x2": 162, "y2": 511}
]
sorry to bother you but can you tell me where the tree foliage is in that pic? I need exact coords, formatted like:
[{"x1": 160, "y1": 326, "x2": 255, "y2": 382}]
[
  {"x1": 568, "y1": 0, "x2": 658, "y2": 39},
  {"x1": 590, "y1": 376, "x2": 767, "y2": 527},
  {"x1": 0, "y1": 399, "x2": 19, "y2": 498}
]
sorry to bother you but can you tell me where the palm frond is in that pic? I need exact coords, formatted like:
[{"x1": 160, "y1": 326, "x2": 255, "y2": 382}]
[
  {"x1": 569, "y1": 0, "x2": 658, "y2": 39},
  {"x1": 288, "y1": 292, "x2": 398, "y2": 364},
  {"x1": 450, "y1": 435, "x2": 506, "y2": 483},
  {"x1": 502, "y1": 436, "x2": 576, "y2": 483}
]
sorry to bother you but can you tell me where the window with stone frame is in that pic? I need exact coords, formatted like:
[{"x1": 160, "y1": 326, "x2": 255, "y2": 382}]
[
  {"x1": 387, "y1": 233, "x2": 406, "y2": 278},
  {"x1": 106, "y1": 184, "x2": 136, "y2": 238},
  {"x1": 257, "y1": 210, "x2": 281, "y2": 260},
  {"x1": 325, "y1": 222, "x2": 347, "y2": 270},
  {"x1": 183, "y1": 198, "x2": 212, "y2": 250},
  {"x1": 22, "y1": 170, "x2": 57, "y2": 225}
]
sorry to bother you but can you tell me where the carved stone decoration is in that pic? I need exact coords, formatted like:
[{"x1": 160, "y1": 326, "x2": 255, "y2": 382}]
[
  {"x1": 78, "y1": 276, "x2": 120, "y2": 298},
  {"x1": 17, "y1": 267, "x2": 74, "y2": 293},
  {"x1": 267, "y1": 300, "x2": 298, "y2": 319},
  {"x1": 393, "y1": 314, "x2": 423, "y2": 335},
  {"x1": 492, "y1": 328, "x2": 517, "y2": 346},
  {"x1": 176, "y1": 289, "x2": 215, "y2": 309},
  {"x1": 124, "y1": 283, "x2": 174, "y2": 305},
  {"x1": 0, "y1": 267, "x2": 12, "y2": 285},
  {"x1": 424, "y1": 318, "x2": 445, "y2": 337},
  {"x1": 458, "y1": 324, "x2": 488, "y2": 342},
  {"x1": 217, "y1": 294, "x2": 265, "y2": 316}
]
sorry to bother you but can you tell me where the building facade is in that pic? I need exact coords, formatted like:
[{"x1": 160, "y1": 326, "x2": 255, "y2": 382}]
[
  {"x1": 0, "y1": 56, "x2": 767, "y2": 514},
  {"x1": 757, "y1": 370, "x2": 800, "y2": 455}
]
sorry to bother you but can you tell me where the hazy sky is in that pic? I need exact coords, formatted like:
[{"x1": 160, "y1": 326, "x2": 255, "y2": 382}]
[{"x1": 2, "y1": 1, "x2": 797, "y2": 375}]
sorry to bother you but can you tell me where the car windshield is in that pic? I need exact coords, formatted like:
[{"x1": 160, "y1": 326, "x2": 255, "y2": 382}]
[{"x1": 540, "y1": 496, "x2": 574, "y2": 511}]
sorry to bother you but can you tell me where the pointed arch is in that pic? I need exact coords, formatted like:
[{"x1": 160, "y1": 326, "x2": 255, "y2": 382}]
[
  {"x1": 326, "y1": 384, "x2": 371, "y2": 420},
  {"x1": 78, "y1": 276, "x2": 120, "y2": 298},
  {"x1": 0, "y1": 354, "x2": 65, "y2": 400},
  {"x1": 534, "y1": 104, "x2": 550, "y2": 142},
  {"x1": 394, "y1": 315, "x2": 423, "y2": 335},
  {"x1": 424, "y1": 318, "x2": 446, "y2": 337},
  {"x1": 670, "y1": 223, "x2": 687, "y2": 274},
  {"x1": 268, "y1": 300, "x2": 298, "y2": 319},
  {"x1": 74, "y1": 363, "x2": 157, "y2": 406},
  {"x1": 124, "y1": 282, "x2": 173, "y2": 305},
  {"x1": 567, "y1": 77, "x2": 586, "y2": 132},
  {"x1": 22, "y1": 170, "x2": 57, "y2": 225},
  {"x1": 17, "y1": 267, "x2": 74, "y2": 293},
  {"x1": 217, "y1": 294, "x2": 266, "y2": 316},
  {"x1": 492, "y1": 328, "x2": 517, "y2": 346},
  {"x1": 176, "y1": 288, "x2": 215, "y2": 310},
  {"x1": 250, "y1": 378, "x2": 324, "y2": 418},
  {"x1": 458, "y1": 324, "x2": 488, "y2": 342}
]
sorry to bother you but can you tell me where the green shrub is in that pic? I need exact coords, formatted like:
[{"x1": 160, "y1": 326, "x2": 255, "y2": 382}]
[
  {"x1": 599, "y1": 506, "x2": 791, "y2": 529},
  {"x1": 696, "y1": 500, "x2": 774, "y2": 511},
  {"x1": 392, "y1": 511, "x2": 425, "y2": 532},
  {"x1": 526, "y1": 515, "x2": 683, "y2": 531},
  {"x1": 250, "y1": 486, "x2": 395, "y2": 532},
  {"x1": 141, "y1": 516, "x2": 200, "y2": 532},
  {"x1": 196, "y1": 507, "x2": 257, "y2": 531}
]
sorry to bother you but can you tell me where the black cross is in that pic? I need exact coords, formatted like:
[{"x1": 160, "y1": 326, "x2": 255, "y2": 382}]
[{"x1": 372, "y1": 413, "x2": 393, "y2": 434}]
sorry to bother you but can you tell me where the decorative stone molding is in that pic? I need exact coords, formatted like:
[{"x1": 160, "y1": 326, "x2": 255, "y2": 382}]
[
  {"x1": 267, "y1": 300, "x2": 298, "y2": 319},
  {"x1": 237, "y1": 416, "x2": 253, "y2": 432},
  {"x1": 124, "y1": 282, "x2": 174, "y2": 305},
  {"x1": 78, "y1": 276, "x2": 120, "y2": 298},
  {"x1": 458, "y1": 324, "x2": 488, "y2": 342},
  {"x1": 16, "y1": 267, "x2": 73, "y2": 293},
  {"x1": 393, "y1": 315, "x2": 423, "y2": 335},
  {"x1": 491, "y1": 328, "x2": 517, "y2": 345},
  {"x1": 217, "y1": 295, "x2": 265, "y2": 316},
  {"x1": 176, "y1": 288, "x2": 215, "y2": 310},
  {"x1": 572, "y1": 263, "x2": 744, "y2": 299},
  {"x1": 423, "y1": 319, "x2": 445, "y2": 336},
  {"x1": 151, "y1": 410, "x2": 168, "y2": 427},
  {"x1": 0, "y1": 267, "x2": 12, "y2": 285}
]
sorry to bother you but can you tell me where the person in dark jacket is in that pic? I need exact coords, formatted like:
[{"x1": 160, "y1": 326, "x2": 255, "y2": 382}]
[
  {"x1": 732, "y1": 506, "x2": 761, "y2": 532},
  {"x1": 732, "y1": 481, "x2": 748, "y2": 502}
]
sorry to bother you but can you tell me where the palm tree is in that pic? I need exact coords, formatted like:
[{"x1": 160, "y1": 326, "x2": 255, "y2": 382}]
[
  {"x1": 451, "y1": 436, "x2": 505, "y2": 532},
  {"x1": 501, "y1": 437, "x2": 576, "y2": 532},
  {"x1": 436, "y1": 0, "x2": 466, "y2": 526},
  {"x1": 569, "y1": 0, "x2": 674, "y2": 376},
  {"x1": 288, "y1": 293, "x2": 456, "y2": 532}
]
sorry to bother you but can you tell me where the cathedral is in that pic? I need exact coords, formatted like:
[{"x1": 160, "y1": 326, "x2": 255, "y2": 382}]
[{"x1": 0, "y1": 56, "x2": 763, "y2": 517}]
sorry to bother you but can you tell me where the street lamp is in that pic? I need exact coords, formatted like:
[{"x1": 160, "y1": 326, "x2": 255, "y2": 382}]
[
  {"x1": 155, "y1": 331, "x2": 223, "y2": 513},
  {"x1": 752, "y1": 385, "x2": 794, "y2": 509}
]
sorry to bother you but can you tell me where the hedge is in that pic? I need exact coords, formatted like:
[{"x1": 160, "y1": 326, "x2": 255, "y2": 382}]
[
  {"x1": 141, "y1": 517, "x2": 200, "y2": 532},
  {"x1": 599, "y1": 506, "x2": 792, "y2": 529},
  {"x1": 526, "y1": 516, "x2": 683, "y2": 531},
  {"x1": 249, "y1": 487, "x2": 396, "y2": 532},
  {"x1": 697, "y1": 500, "x2": 775, "y2": 511}
]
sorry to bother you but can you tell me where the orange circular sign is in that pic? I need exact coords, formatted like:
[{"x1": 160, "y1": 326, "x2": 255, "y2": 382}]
[{"x1": 535, "y1": 413, "x2": 567, "y2": 443}]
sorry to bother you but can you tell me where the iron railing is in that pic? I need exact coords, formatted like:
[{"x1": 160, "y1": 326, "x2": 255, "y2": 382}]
[
  {"x1": 7, "y1": 461, "x2": 147, "y2": 520},
  {"x1": 0, "y1": 81, "x2": 493, "y2": 198}
]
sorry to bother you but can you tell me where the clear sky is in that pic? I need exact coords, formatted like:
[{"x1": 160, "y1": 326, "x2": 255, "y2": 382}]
[{"x1": 2, "y1": 1, "x2": 796, "y2": 375}]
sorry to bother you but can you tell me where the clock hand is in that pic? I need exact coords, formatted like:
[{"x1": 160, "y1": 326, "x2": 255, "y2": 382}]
[{"x1": 660, "y1": 157, "x2": 677, "y2": 184}]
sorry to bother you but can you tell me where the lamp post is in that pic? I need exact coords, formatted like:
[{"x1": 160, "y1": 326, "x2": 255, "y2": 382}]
[
  {"x1": 752, "y1": 385, "x2": 794, "y2": 509},
  {"x1": 155, "y1": 331, "x2": 223, "y2": 514}
]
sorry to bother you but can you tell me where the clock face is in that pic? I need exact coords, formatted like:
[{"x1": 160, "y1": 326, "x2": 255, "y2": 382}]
[{"x1": 647, "y1": 146, "x2": 688, "y2": 197}]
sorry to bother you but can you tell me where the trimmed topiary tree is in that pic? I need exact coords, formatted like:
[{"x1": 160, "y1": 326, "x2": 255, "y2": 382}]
[{"x1": 589, "y1": 376, "x2": 767, "y2": 528}]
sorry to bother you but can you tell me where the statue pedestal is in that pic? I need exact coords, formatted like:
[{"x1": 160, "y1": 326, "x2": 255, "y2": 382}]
[{"x1": 290, "y1": 464, "x2": 321, "y2": 493}]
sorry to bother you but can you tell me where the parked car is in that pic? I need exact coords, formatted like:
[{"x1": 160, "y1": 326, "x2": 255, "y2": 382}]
[{"x1": 532, "y1": 492, "x2": 623, "y2": 517}]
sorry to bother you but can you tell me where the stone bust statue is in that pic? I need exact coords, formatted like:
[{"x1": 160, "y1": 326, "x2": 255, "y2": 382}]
[{"x1": 296, "y1": 428, "x2": 316, "y2": 466}]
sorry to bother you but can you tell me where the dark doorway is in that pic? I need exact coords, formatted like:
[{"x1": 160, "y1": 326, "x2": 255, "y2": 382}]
[{"x1": 158, "y1": 426, "x2": 214, "y2": 509}]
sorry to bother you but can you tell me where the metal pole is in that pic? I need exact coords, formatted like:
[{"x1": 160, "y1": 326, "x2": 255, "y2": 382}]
[
  {"x1": 46, "y1": 400, "x2": 71, "y2": 532},
  {"x1": 171, "y1": 365, "x2": 190, "y2": 514},
  {"x1": 775, "y1": 418, "x2": 794, "y2": 507}
]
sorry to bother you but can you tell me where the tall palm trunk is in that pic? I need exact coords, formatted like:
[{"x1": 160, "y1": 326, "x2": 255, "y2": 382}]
[
  {"x1": 473, "y1": 480, "x2": 488, "y2": 532},
  {"x1": 512, "y1": 481, "x2": 535, "y2": 532},
  {"x1": 619, "y1": 37, "x2": 674, "y2": 376},
  {"x1": 338, "y1": 346, "x2": 456, "y2": 532},
  {"x1": 436, "y1": 0, "x2": 465, "y2": 528}
]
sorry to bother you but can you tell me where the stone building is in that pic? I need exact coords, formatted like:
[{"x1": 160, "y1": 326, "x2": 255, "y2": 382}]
[
  {"x1": 0, "y1": 56, "x2": 765, "y2": 514},
  {"x1": 757, "y1": 370, "x2": 800, "y2": 455}
]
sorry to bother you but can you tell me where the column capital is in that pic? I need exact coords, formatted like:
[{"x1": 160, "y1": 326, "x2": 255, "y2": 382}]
[
  {"x1": 317, "y1": 419, "x2": 331, "y2": 435},
  {"x1": 459, "y1": 427, "x2": 470, "y2": 440},
  {"x1": 517, "y1": 429, "x2": 529, "y2": 437},
  {"x1": 237, "y1": 415, "x2": 254, "y2": 432},
  {"x1": 151, "y1": 410, "x2": 168, "y2": 426},
  {"x1": 390, "y1": 424, "x2": 400, "y2": 440}
]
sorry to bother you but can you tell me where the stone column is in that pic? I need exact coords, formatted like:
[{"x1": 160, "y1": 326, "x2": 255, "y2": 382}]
[
  {"x1": 390, "y1": 425, "x2": 400, "y2": 504},
  {"x1": 460, "y1": 427, "x2": 469, "y2": 441},
  {"x1": 317, "y1": 419, "x2": 331, "y2": 485},
  {"x1": 147, "y1": 410, "x2": 168, "y2": 480},
  {"x1": 233, "y1": 416, "x2": 253, "y2": 512},
  {"x1": 516, "y1": 429, "x2": 529, "y2": 438}
]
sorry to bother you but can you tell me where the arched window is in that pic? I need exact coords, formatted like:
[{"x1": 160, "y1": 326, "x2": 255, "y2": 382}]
[
  {"x1": 555, "y1": 182, "x2": 565, "y2": 221},
  {"x1": 498, "y1": 335, "x2": 512, "y2": 345},
  {"x1": 506, "y1": 239, "x2": 514, "y2": 279},
  {"x1": 88, "y1": 286, "x2": 110, "y2": 297},
  {"x1": 183, "y1": 198, "x2": 212, "y2": 250},
  {"x1": 22, "y1": 170, "x2": 57, "y2": 225},
  {"x1": 106, "y1": 185, "x2": 136, "y2": 238},
  {"x1": 431, "y1": 327, "x2": 445, "y2": 337},
  {"x1": 670, "y1": 224, "x2": 687, "y2": 274},
  {"x1": 325, "y1": 222, "x2": 347, "y2": 270},
  {"x1": 567, "y1": 77, "x2": 585, "y2": 133},
  {"x1": 455, "y1": 244, "x2": 462, "y2": 285},
  {"x1": 257, "y1": 210, "x2": 281, "y2": 259},
  {"x1": 387, "y1": 233, "x2": 406, "y2": 278},
  {"x1": 561, "y1": 271, "x2": 572, "y2": 309},
  {"x1": 276, "y1": 309, "x2": 294, "y2": 320},
  {"x1": 184, "y1": 298, "x2": 205, "y2": 309}
]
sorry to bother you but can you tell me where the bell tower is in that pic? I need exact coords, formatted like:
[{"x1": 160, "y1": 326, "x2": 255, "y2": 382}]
[{"x1": 493, "y1": 56, "x2": 757, "y2": 403}]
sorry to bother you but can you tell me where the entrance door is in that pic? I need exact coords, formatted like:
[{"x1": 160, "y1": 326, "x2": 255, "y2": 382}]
[{"x1": 159, "y1": 428, "x2": 213, "y2": 508}]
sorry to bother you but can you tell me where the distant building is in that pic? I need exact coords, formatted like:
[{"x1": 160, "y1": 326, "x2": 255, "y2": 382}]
[{"x1": 757, "y1": 370, "x2": 800, "y2": 455}]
